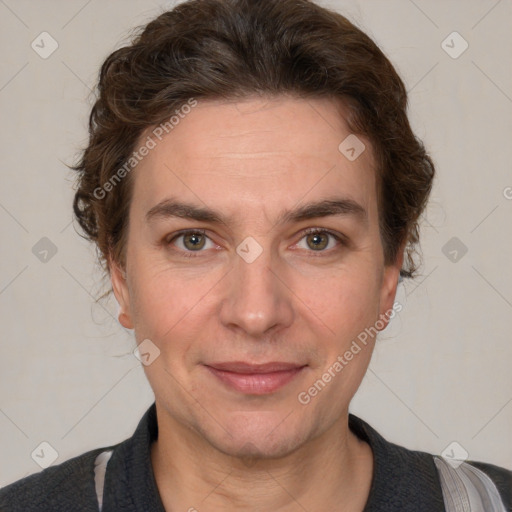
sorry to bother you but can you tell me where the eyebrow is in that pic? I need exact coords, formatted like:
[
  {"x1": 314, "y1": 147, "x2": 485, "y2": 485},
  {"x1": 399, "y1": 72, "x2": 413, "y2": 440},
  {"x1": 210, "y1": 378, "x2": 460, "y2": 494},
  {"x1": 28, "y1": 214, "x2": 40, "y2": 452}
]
[{"x1": 145, "y1": 197, "x2": 367, "y2": 226}]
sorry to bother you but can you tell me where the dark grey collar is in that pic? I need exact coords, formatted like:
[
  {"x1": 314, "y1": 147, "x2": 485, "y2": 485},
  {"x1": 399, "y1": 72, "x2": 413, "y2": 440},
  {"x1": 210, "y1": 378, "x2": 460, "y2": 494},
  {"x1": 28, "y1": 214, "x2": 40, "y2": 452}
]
[
  {"x1": 348, "y1": 413, "x2": 445, "y2": 511},
  {"x1": 102, "y1": 403, "x2": 445, "y2": 511}
]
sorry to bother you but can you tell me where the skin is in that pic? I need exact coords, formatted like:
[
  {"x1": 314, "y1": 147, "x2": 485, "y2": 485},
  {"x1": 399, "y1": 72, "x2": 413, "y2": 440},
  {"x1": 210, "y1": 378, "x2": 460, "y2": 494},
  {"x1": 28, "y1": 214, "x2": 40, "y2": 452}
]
[{"x1": 110, "y1": 96, "x2": 404, "y2": 511}]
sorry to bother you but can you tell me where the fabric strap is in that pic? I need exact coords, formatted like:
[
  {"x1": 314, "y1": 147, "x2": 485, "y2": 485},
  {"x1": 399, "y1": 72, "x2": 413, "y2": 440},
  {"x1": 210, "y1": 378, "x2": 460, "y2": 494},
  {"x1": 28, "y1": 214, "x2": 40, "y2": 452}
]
[
  {"x1": 94, "y1": 450, "x2": 113, "y2": 511},
  {"x1": 434, "y1": 455, "x2": 507, "y2": 512}
]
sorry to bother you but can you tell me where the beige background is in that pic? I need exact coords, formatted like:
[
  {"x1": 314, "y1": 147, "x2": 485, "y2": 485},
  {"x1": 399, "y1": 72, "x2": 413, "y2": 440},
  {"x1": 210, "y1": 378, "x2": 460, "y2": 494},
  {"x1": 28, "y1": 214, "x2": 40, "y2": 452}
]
[{"x1": 0, "y1": 0, "x2": 511, "y2": 486}]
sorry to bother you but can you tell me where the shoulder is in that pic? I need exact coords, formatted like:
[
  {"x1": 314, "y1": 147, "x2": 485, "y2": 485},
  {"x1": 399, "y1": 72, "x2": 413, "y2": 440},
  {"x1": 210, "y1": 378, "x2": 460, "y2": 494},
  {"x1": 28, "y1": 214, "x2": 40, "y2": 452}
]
[
  {"x1": 466, "y1": 459, "x2": 512, "y2": 510},
  {"x1": 0, "y1": 445, "x2": 116, "y2": 512},
  {"x1": 434, "y1": 454, "x2": 512, "y2": 511},
  {"x1": 349, "y1": 413, "x2": 511, "y2": 511}
]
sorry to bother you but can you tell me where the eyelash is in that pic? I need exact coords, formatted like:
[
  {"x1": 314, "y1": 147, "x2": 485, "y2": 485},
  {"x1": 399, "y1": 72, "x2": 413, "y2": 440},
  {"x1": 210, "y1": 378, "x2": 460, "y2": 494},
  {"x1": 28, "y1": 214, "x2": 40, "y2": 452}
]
[
  {"x1": 166, "y1": 227, "x2": 346, "y2": 258},
  {"x1": 299, "y1": 227, "x2": 346, "y2": 254},
  {"x1": 166, "y1": 229, "x2": 209, "y2": 259}
]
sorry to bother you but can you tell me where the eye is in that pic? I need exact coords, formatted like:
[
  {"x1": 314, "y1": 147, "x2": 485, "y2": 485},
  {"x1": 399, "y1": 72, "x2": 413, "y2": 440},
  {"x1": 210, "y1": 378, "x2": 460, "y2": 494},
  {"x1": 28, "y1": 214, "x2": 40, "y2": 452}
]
[
  {"x1": 295, "y1": 228, "x2": 345, "y2": 252},
  {"x1": 167, "y1": 230, "x2": 216, "y2": 255}
]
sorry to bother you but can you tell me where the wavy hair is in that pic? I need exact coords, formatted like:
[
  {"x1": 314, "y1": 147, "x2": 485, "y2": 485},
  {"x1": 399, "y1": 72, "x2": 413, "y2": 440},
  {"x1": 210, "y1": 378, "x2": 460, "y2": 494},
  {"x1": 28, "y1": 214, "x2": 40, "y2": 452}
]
[{"x1": 71, "y1": 0, "x2": 435, "y2": 290}]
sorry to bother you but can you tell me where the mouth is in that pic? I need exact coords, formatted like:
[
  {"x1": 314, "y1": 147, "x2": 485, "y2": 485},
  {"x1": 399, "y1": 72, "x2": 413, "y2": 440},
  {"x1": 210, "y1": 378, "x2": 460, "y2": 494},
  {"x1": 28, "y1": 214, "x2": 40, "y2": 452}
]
[{"x1": 203, "y1": 361, "x2": 307, "y2": 395}]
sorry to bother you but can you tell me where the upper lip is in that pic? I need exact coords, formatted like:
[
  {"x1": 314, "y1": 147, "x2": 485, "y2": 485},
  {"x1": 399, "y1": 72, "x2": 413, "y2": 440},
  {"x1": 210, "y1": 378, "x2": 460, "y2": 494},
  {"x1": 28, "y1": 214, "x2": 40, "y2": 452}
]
[{"x1": 205, "y1": 362, "x2": 306, "y2": 374}]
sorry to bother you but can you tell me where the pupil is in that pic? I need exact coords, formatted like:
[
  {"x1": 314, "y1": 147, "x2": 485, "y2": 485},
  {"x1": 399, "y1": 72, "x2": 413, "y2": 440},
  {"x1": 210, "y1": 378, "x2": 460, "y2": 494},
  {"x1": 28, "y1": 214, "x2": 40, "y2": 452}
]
[
  {"x1": 185, "y1": 233, "x2": 205, "y2": 250},
  {"x1": 308, "y1": 233, "x2": 327, "y2": 250}
]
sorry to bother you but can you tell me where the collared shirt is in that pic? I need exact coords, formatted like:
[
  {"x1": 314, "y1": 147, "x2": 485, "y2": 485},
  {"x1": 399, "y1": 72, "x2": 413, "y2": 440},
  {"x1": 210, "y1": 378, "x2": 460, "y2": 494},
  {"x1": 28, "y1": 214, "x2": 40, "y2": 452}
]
[{"x1": 0, "y1": 402, "x2": 510, "y2": 511}]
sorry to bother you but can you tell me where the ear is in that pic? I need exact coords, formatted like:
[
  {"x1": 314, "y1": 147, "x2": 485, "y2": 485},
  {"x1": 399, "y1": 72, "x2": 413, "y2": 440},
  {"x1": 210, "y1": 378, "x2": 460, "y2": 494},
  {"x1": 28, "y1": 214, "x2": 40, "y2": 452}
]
[
  {"x1": 109, "y1": 257, "x2": 134, "y2": 330},
  {"x1": 377, "y1": 239, "x2": 406, "y2": 331}
]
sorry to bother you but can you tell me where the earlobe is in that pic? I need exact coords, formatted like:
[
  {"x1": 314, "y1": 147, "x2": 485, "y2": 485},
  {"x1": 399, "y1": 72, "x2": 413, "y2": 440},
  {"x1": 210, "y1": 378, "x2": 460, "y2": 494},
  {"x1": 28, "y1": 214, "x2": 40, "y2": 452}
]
[{"x1": 109, "y1": 259, "x2": 134, "y2": 330}]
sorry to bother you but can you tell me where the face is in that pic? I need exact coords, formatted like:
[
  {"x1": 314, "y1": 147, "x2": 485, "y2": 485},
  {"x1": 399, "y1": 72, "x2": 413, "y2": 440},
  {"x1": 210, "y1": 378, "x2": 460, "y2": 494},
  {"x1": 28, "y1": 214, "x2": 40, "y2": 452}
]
[{"x1": 111, "y1": 96, "x2": 402, "y2": 459}]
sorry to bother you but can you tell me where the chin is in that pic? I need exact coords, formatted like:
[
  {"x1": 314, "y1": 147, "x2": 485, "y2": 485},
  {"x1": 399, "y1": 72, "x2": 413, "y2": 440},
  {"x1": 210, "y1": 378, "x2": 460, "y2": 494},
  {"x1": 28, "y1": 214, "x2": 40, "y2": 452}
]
[{"x1": 199, "y1": 409, "x2": 313, "y2": 461}]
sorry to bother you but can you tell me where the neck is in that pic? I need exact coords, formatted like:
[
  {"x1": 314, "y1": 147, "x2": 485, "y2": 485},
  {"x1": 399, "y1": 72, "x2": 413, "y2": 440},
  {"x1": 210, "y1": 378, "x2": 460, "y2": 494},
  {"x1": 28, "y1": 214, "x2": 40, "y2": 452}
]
[{"x1": 150, "y1": 404, "x2": 374, "y2": 511}]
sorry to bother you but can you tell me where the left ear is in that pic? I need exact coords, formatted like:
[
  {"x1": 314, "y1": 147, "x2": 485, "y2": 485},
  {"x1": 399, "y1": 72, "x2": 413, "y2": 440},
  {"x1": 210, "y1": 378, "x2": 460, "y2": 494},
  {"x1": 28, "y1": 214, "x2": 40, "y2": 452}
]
[
  {"x1": 377, "y1": 239, "x2": 406, "y2": 331},
  {"x1": 109, "y1": 256, "x2": 134, "y2": 330}
]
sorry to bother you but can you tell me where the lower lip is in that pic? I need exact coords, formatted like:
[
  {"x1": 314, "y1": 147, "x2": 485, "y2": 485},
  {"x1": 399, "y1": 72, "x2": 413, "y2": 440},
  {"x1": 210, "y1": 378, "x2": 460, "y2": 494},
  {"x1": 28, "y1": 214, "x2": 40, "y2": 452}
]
[{"x1": 205, "y1": 366, "x2": 305, "y2": 395}]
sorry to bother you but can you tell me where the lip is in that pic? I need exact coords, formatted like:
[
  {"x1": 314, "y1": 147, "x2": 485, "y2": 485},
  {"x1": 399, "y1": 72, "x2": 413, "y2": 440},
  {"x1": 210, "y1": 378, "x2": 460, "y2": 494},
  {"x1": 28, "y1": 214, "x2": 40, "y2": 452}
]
[{"x1": 204, "y1": 362, "x2": 307, "y2": 395}]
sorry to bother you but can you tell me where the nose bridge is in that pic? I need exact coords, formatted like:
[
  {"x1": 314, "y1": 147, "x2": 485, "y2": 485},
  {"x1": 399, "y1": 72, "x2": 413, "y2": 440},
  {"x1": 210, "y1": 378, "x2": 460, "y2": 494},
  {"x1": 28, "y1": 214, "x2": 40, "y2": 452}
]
[{"x1": 219, "y1": 236, "x2": 293, "y2": 336}]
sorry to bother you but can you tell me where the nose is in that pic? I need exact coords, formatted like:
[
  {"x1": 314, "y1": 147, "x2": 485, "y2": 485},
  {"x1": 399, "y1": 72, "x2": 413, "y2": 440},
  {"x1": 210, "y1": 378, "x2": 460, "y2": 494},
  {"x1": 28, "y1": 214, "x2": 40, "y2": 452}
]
[{"x1": 218, "y1": 241, "x2": 294, "y2": 338}]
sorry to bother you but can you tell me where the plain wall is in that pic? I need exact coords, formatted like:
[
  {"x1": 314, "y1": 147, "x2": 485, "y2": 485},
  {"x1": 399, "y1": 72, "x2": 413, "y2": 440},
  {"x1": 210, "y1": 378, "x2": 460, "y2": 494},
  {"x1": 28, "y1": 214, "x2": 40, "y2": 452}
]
[{"x1": 0, "y1": 0, "x2": 511, "y2": 486}]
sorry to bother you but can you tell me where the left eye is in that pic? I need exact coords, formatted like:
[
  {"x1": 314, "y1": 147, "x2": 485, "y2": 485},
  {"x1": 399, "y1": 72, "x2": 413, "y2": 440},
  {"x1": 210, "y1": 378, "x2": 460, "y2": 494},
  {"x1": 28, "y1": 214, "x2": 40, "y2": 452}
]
[
  {"x1": 171, "y1": 231, "x2": 215, "y2": 252},
  {"x1": 296, "y1": 230, "x2": 343, "y2": 251}
]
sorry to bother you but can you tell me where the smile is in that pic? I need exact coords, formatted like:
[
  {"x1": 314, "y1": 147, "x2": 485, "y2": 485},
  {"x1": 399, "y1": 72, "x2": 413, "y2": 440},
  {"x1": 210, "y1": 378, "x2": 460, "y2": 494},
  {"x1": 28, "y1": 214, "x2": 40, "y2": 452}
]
[{"x1": 203, "y1": 362, "x2": 307, "y2": 395}]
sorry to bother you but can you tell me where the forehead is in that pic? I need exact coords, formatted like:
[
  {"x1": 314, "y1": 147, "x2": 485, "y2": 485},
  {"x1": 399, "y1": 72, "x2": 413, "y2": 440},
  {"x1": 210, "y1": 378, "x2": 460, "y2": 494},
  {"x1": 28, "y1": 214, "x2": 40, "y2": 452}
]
[{"x1": 131, "y1": 96, "x2": 378, "y2": 225}]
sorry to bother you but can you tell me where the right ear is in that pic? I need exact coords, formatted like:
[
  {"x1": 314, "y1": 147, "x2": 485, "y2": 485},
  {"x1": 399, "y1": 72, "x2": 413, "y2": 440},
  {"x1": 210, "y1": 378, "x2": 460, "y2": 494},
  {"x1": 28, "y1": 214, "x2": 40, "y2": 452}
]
[{"x1": 109, "y1": 257, "x2": 134, "y2": 330}]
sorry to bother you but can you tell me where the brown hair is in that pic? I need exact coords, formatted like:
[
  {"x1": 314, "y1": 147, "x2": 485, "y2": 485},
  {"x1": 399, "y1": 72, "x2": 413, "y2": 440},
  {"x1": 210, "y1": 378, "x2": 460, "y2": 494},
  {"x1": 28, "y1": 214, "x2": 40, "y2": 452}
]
[{"x1": 72, "y1": 0, "x2": 435, "y2": 289}]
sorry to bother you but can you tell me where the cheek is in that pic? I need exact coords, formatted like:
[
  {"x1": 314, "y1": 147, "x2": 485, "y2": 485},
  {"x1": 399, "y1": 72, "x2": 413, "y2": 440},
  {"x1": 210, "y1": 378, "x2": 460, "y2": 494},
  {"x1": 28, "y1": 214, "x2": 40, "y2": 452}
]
[
  {"x1": 292, "y1": 264, "x2": 381, "y2": 338},
  {"x1": 127, "y1": 262, "x2": 206, "y2": 343}
]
